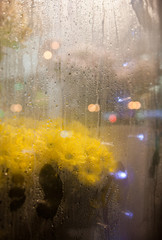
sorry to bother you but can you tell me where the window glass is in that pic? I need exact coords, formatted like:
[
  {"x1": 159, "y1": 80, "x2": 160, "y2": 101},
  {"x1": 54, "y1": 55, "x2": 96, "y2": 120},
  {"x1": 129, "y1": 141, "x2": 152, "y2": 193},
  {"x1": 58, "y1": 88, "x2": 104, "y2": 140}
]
[{"x1": 0, "y1": 0, "x2": 161, "y2": 239}]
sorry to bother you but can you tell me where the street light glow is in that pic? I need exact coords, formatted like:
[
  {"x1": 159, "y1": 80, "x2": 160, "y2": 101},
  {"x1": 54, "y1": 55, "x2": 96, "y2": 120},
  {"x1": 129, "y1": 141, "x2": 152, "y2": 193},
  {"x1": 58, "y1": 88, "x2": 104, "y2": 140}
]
[
  {"x1": 88, "y1": 104, "x2": 100, "y2": 112},
  {"x1": 10, "y1": 104, "x2": 22, "y2": 113},
  {"x1": 128, "y1": 101, "x2": 141, "y2": 110},
  {"x1": 51, "y1": 41, "x2": 60, "y2": 50},
  {"x1": 43, "y1": 51, "x2": 52, "y2": 60}
]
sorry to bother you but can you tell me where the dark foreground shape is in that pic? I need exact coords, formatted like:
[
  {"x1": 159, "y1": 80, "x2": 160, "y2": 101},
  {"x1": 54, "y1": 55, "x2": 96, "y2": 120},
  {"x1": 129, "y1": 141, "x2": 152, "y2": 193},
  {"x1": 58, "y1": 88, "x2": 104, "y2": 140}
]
[
  {"x1": 9, "y1": 173, "x2": 26, "y2": 211},
  {"x1": 36, "y1": 164, "x2": 63, "y2": 219}
]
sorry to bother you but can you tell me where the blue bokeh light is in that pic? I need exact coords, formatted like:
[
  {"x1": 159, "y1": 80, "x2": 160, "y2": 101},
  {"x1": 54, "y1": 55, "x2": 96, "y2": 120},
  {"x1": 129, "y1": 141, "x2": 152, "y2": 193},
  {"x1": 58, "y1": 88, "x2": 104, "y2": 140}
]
[
  {"x1": 123, "y1": 62, "x2": 128, "y2": 67},
  {"x1": 114, "y1": 170, "x2": 128, "y2": 180},
  {"x1": 123, "y1": 210, "x2": 134, "y2": 219},
  {"x1": 118, "y1": 98, "x2": 122, "y2": 102},
  {"x1": 137, "y1": 134, "x2": 144, "y2": 141},
  {"x1": 117, "y1": 96, "x2": 131, "y2": 103}
]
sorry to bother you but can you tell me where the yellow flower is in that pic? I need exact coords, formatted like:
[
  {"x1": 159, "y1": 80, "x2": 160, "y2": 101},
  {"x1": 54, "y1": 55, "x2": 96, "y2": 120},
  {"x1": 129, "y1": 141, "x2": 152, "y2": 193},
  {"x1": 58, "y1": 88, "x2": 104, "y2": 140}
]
[{"x1": 0, "y1": 117, "x2": 116, "y2": 186}]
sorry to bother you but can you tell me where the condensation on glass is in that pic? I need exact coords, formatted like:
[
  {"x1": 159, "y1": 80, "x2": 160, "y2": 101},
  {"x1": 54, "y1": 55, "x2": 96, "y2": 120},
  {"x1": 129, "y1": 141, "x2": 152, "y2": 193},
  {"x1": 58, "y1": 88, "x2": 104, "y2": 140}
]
[{"x1": 0, "y1": 0, "x2": 161, "y2": 240}]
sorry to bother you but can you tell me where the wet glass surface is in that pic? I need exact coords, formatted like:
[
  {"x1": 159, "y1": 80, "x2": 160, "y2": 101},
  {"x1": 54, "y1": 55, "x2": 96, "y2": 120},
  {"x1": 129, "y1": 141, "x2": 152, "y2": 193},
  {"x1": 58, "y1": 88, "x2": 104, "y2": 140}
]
[{"x1": 0, "y1": 0, "x2": 162, "y2": 239}]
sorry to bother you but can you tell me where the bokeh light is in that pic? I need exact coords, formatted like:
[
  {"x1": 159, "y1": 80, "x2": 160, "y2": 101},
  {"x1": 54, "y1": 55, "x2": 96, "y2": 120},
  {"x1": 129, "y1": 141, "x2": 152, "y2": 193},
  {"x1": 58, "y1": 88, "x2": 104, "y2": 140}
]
[
  {"x1": 134, "y1": 101, "x2": 141, "y2": 109},
  {"x1": 128, "y1": 101, "x2": 141, "y2": 110},
  {"x1": 60, "y1": 130, "x2": 72, "y2": 138},
  {"x1": 118, "y1": 96, "x2": 131, "y2": 102},
  {"x1": 43, "y1": 51, "x2": 52, "y2": 60},
  {"x1": 88, "y1": 104, "x2": 96, "y2": 112},
  {"x1": 123, "y1": 210, "x2": 134, "y2": 219},
  {"x1": 10, "y1": 104, "x2": 22, "y2": 113},
  {"x1": 51, "y1": 41, "x2": 60, "y2": 50},
  {"x1": 94, "y1": 104, "x2": 100, "y2": 112},
  {"x1": 115, "y1": 170, "x2": 127, "y2": 179},
  {"x1": 137, "y1": 134, "x2": 144, "y2": 141},
  {"x1": 109, "y1": 114, "x2": 117, "y2": 123},
  {"x1": 88, "y1": 104, "x2": 100, "y2": 112},
  {"x1": 123, "y1": 62, "x2": 128, "y2": 67},
  {"x1": 110, "y1": 170, "x2": 128, "y2": 180}
]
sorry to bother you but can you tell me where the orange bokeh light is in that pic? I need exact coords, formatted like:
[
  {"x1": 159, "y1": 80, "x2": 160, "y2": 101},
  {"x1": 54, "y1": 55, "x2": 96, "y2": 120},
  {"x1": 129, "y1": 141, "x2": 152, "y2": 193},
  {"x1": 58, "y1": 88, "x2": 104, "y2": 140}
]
[
  {"x1": 88, "y1": 104, "x2": 96, "y2": 112},
  {"x1": 88, "y1": 104, "x2": 100, "y2": 112},
  {"x1": 134, "y1": 101, "x2": 141, "y2": 109},
  {"x1": 128, "y1": 101, "x2": 141, "y2": 110},
  {"x1": 51, "y1": 41, "x2": 60, "y2": 50},
  {"x1": 10, "y1": 104, "x2": 22, "y2": 113},
  {"x1": 94, "y1": 104, "x2": 100, "y2": 112}
]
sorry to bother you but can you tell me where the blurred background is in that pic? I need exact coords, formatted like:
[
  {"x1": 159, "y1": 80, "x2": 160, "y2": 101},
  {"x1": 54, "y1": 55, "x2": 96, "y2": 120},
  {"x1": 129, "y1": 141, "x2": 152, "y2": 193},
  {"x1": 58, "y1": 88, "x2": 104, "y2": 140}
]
[{"x1": 0, "y1": 0, "x2": 162, "y2": 239}]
